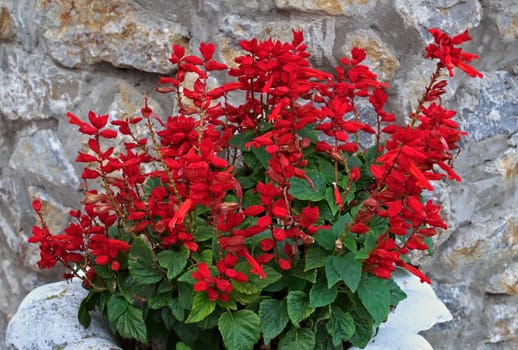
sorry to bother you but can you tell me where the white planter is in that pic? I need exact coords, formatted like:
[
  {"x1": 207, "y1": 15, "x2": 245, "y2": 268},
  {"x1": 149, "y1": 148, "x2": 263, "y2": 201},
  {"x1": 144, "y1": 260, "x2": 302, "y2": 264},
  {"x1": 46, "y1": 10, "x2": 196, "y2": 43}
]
[{"x1": 6, "y1": 271, "x2": 452, "y2": 350}]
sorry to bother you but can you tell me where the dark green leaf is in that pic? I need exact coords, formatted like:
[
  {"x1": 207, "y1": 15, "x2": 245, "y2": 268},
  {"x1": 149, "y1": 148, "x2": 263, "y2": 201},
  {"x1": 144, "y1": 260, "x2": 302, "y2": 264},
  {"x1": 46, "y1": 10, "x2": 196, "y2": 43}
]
[
  {"x1": 278, "y1": 327, "x2": 315, "y2": 350},
  {"x1": 287, "y1": 291, "x2": 315, "y2": 326},
  {"x1": 314, "y1": 214, "x2": 350, "y2": 251},
  {"x1": 305, "y1": 247, "x2": 328, "y2": 271},
  {"x1": 169, "y1": 298, "x2": 186, "y2": 322},
  {"x1": 252, "y1": 147, "x2": 270, "y2": 168},
  {"x1": 325, "y1": 257, "x2": 342, "y2": 288},
  {"x1": 309, "y1": 275, "x2": 338, "y2": 308},
  {"x1": 157, "y1": 246, "x2": 190, "y2": 280},
  {"x1": 259, "y1": 299, "x2": 289, "y2": 345},
  {"x1": 78, "y1": 294, "x2": 94, "y2": 328},
  {"x1": 318, "y1": 158, "x2": 336, "y2": 183},
  {"x1": 315, "y1": 322, "x2": 339, "y2": 350},
  {"x1": 288, "y1": 171, "x2": 326, "y2": 201},
  {"x1": 229, "y1": 130, "x2": 255, "y2": 148},
  {"x1": 326, "y1": 306, "x2": 355, "y2": 347},
  {"x1": 291, "y1": 266, "x2": 317, "y2": 283},
  {"x1": 193, "y1": 225, "x2": 215, "y2": 242},
  {"x1": 218, "y1": 310, "x2": 261, "y2": 350},
  {"x1": 116, "y1": 304, "x2": 148, "y2": 344},
  {"x1": 332, "y1": 253, "x2": 362, "y2": 292},
  {"x1": 357, "y1": 276, "x2": 391, "y2": 324},
  {"x1": 387, "y1": 277, "x2": 407, "y2": 307},
  {"x1": 107, "y1": 294, "x2": 128, "y2": 325},
  {"x1": 144, "y1": 177, "x2": 161, "y2": 195},
  {"x1": 185, "y1": 292, "x2": 216, "y2": 323},
  {"x1": 297, "y1": 123, "x2": 319, "y2": 142},
  {"x1": 161, "y1": 307, "x2": 176, "y2": 330},
  {"x1": 342, "y1": 237, "x2": 357, "y2": 254},
  {"x1": 349, "y1": 304, "x2": 374, "y2": 348},
  {"x1": 128, "y1": 237, "x2": 162, "y2": 285}
]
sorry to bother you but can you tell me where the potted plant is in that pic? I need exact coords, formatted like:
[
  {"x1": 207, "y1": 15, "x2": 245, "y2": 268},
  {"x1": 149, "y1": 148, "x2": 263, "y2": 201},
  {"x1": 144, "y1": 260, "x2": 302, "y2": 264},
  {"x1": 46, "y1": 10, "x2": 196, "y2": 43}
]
[{"x1": 29, "y1": 28, "x2": 481, "y2": 349}]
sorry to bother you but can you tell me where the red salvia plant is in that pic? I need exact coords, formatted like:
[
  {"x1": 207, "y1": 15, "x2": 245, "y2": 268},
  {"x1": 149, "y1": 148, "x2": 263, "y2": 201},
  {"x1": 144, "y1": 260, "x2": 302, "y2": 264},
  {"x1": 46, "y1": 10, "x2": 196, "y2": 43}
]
[{"x1": 29, "y1": 28, "x2": 481, "y2": 349}]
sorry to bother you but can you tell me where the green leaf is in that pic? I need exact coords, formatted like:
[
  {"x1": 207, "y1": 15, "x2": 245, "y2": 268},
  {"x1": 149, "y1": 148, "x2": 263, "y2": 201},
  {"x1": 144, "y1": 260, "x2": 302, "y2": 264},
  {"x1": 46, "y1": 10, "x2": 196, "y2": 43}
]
[
  {"x1": 229, "y1": 130, "x2": 255, "y2": 148},
  {"x1": 287, "y1": 291, "x2": 315, "y2": 326},
  {"x1": 193, "y1": 224, "x2": 215, "y2": 242},
  {"x1": 387, "y1": 277, "x2": 407, "y2": 307},
  {"x1": 332, "y1": 253, "x2": 362, "y2": 292},
  {"x1": 304, "y1": 247, "x2": 328, "y2": 271},
  {"x1": 232, "y1": 264, "x2": 281, "y2": 294},
  {"x1": 144, "y1": 177, "x2": 161, "y2": 195},
  {"x1": 325, "y1": 257, "x2": 342, "y2": 288},
  {"x1": 349, "y1": 304, "x2": 374, "y2": 348},
  {"x1": 291, "y1": 265, "x2": 317, "y2": 283},
  {"x1": 314, "y1": 322, "x2": 339, "y2": 350},
  {"x1": 278, "y1": 327, "x2": 316, "y2": 350},
  {"x1": 252, "y1": 147, "x2": 270, "y2": 168},
  {"x1": 424, "y1": 236, "x2": 434, "y2": 255},
  {"x1": 157, "y1": 246, "x2": 190, "y2": 280},
  {"x1": 107, "y1": 294, "x2": 128, "y2": 325},
  {"x1": 176, "y1": 342, "x2": 192, "y2": 350},
  {"x1": 288, "y1": 171, "x2": 326, "y2": 201},
  {"x1": 78, "y1": 294, "x2": 94, "y2": 328},
  {"x1": 185, "y1": 292, "x2": 216, "y2": 323},
  {"x1": 169, "y1": 298, "x2": 186, "y2": 322},
  {"x1": 314, "y1": 214, "x2": 350, "y2": 251},
  {"x1": 116, "y1": 304, "x2": 148, "y2": 344},
  {"x1": 128, "y1": 237, "x2": 162, "y2": 285},
  {"x1": 297, "y1": 123, "x2": 319, "y2": 142},
  {"x1": 342, "y1": 237, "x2": 357, "y2": 254},
  {"x1": 326, "y1": 306, "x2": 355, "y2": 347},
  {"x1": 259, "y1": 299, "x2": 290, "y2": 345},
  {"x1": 318, "y1": 158, "x2": 336, "y2": 183},
  {"x1": 218, "y1": 310, "x2": 261, "y2": 350},
  {"x1": 357, "y1": 276, "x2": 391, "y2": 324},
  {"x1": 309, "y1": 275, "x2": 338, "y2": 308}
]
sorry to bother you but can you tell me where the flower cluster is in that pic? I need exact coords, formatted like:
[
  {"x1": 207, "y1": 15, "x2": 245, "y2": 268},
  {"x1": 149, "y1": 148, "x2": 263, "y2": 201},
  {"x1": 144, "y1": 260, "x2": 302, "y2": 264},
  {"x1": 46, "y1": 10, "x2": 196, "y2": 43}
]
[{"x1": 29, "y1": 29, "x2": 481, "y2": 349}]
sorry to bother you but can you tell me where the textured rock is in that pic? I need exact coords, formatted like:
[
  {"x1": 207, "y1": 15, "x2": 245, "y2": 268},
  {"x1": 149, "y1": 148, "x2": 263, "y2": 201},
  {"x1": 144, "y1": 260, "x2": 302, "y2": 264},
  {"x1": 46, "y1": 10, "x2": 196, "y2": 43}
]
[
  {"x1": 274, "y1": 0, "x2": 344, "y2": 15},
  {"x1": 484, "y1": 0, "x2": 518, "y2": 40},
  {"x1": 5, "y1": 280, "x2": 122, "y2": 350},
  {"x1": 8, "y1": 129, "x2": 79, "y2": 188},
  {"x1": 0, "y1": 48, "x2": 81, "y2": 121},
  {"x1": 395, "y1": 0, "x2": 482, "y2": 36},
  {"x1": 38, "y1": 0, "x2": 189, "y2": 73},
  {"x1": 484, "y1": 295, "x2": 518, "y2": 344}
]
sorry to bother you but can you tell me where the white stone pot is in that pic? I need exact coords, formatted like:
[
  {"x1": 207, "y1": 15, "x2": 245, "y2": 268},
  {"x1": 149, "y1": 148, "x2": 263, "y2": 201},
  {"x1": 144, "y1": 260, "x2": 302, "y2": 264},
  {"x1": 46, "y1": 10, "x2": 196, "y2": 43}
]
[{"x1": 5, "y1": 270, "x2": 452, "y2": 350}]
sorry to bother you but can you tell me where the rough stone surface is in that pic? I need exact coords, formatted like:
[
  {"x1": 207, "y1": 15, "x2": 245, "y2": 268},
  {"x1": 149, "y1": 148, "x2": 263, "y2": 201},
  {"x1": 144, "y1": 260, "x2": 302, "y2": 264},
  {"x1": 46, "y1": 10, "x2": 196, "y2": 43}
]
[
  {"x1": 38, "y1": 0, "x2": 189, "y2": 73},
  {"x1": 1, "y1": 0, "x2": 517, "y2": 349},
  {"x1": 5, "y1": 280, "x2": 122, "y2": 350}
]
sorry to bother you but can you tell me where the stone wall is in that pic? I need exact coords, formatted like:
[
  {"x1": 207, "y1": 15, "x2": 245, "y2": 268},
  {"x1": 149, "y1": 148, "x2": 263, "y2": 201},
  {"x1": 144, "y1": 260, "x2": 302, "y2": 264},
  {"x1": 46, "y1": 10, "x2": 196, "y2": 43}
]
[{"x1": 0, "y1": 0, "x2": 516, "y2": 349}]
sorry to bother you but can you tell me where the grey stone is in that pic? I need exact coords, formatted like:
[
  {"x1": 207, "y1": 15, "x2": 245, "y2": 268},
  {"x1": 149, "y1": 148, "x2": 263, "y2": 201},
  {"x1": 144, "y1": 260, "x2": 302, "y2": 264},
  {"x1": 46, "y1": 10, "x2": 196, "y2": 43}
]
[
  {"x1": 483, "y1": 295, "x2": 518, "y2": 344},
  {"x1": 395, "y1": 0, "x2": 482, "y2": 36},
  {"x1": 5, "y1": 280, "x2": 121, "y2": 350},
  {"x1": 38, "y1": 0, "x2": 189, "y2": 73},
  {"x1": 8, "y1": 129, "x2": 79, "y2": 188},
  {"x1": 0, "y1": 48, "x2": 81, "y2": 121},
  {"x1": 456, "y1": 71, "x2": 518, "y2": 142}
]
